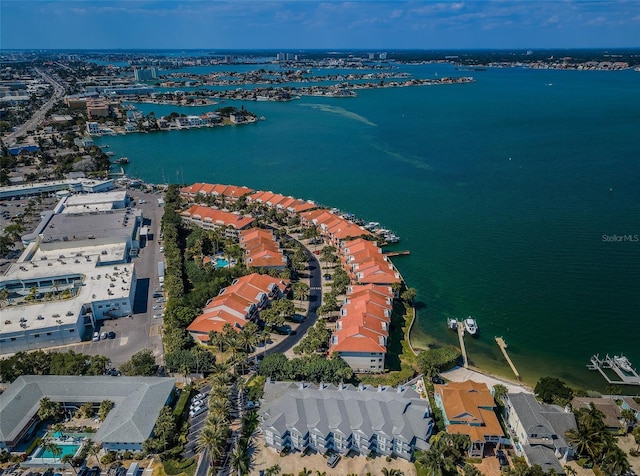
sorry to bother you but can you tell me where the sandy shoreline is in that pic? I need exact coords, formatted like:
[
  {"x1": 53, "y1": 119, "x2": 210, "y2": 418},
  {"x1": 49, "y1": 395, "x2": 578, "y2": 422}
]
[{"x1": 441, "y1": 366, "x2": 533, "y2": 394}]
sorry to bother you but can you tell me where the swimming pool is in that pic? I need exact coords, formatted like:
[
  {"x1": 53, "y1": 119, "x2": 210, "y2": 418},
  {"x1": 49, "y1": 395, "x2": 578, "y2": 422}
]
[
  {"x1": 214, "y1": 257, "x2": 229, "y2": 268},
  {"x1": 33, "y1": 443, "x2": 80, "y2": 459}
]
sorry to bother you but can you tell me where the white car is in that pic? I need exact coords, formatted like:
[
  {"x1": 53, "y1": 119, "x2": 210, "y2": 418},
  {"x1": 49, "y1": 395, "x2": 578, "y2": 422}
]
[
  {"x1": 92, "y1": 332, "x2": 100, "y2": 342},
  {"x1": 152, "y1": 304, "x2": 163, "y2": 310},
  {"x1": 153, "y1": 313, "x2": 164, "y2": 319},
  {"x1": 159, "y1": 246, "x2": 164, "y2": 252}
]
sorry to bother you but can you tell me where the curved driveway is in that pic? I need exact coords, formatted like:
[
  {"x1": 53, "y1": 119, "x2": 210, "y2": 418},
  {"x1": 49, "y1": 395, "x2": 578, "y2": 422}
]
[{"x1": 264, "y1": 248, "x2": 323, "y2": 356}]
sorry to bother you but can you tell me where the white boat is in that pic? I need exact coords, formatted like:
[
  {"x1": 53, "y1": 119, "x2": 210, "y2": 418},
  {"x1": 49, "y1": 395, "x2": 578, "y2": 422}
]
[
  {"x1": 447, "y1": 318, "x2": 458, "y2": 330},
  {"x1": 614, "y1": 355, "x2": 633, "y2": 372},
  {"x1": 463, "y1": 317, "x2": 478, "y2": 336}
]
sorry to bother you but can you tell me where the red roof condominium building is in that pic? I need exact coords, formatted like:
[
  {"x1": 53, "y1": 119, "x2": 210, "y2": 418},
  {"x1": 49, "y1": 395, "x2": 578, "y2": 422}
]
[
  {"x1": 329, "y1": 285, "x2": 394, "y2": 373},
  {"x1": 180, "y1": 205, "x2": 254, "y2": 239},
  {"x1": 340, "y1": 238, "x2": 401, "y2": 285},
  {"x1": 239, "y1": 228, "x2": 288, "y2": 270},
  {"x1": 179, "y1": 183, "x2": 254, "y2": 200},
  {"x1": 300, "y1": 209, "x2": 372, "y2": 246},
  {"x1": 187, "y1": 273, "x2": 289, "y2": 342}
]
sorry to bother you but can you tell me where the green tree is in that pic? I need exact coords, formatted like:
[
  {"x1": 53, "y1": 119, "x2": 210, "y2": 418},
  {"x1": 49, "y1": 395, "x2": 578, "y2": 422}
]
[
  {"x1": 38, "y1": 396, "x2": 61, "y2": 421},
  {"x1": 534, "y1": 377, "x2": 573, "y2": 404},
  {"x1": 119, "y1": 349, "x2": 157, "y2": 376},
  {"x1": 415, "y1": 447, "x2": 456, "y2": 476},
  {"x1": 400, "y1": 287, "x2": 416, "y2": 304},
  {"x1": 599, "y1": 446, "x2": 630, "y2": 476},
  {"x1": 493, "y1": 384, "x2": 508, "y2": 402},
  {"x1": 291, "y1": 282, "x2": 310, "y2": 302},
  {"x1": 98, "y1": 400, "x2": 114, "y2": 421},
  {"x1": 416, "y1": 346, "x2": 461, "y2": 378}
]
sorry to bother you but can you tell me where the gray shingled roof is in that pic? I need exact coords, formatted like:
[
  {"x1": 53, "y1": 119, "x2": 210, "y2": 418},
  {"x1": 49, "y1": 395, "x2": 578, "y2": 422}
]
[
  {"x1": 523, "y1": 445, "x2": 564, "y2": 475},
  {"x1": 508, "y1": 393, "x2": 576, "y2": 449},
  {"x1": 259, "y1": 381, "x2": 432, "y2": 444},
  {"x1": 0, "y1": 375, "x2": 175, "y2": 446}
]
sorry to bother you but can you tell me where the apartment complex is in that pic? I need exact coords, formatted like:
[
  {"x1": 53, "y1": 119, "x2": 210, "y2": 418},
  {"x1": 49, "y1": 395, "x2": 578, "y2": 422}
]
[
  {"x1": 259, "y1": 380, "x2": 433, "y2": 461},
  {"x1": 187, "y1": 273, "x2": 289, "y2": 341}
]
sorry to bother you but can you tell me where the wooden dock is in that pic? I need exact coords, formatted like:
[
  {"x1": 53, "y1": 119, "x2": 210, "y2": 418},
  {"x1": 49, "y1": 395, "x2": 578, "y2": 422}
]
[
  {"x1": 495, "y1": 337, "x2": 521, "y2": 381},
  {"x1": 384, "y1": 250, "x2": 410, "y2": 257},
  {"x1": 458, "y1": 322, "x2": 469, "y2": 368}
]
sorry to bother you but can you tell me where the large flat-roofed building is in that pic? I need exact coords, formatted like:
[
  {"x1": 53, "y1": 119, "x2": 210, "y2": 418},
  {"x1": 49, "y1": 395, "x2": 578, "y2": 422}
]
[
  {"x1": 61, "y1": 190, "x2": 130, "y2": 214},
  {"x1": 0, "y1": 244, "x2": 136, "y2": 354},
  {"x1": 0, "y1": 376, "x2": 175, "y2": 452},
  {"x1": 0, "y1": 178, "x2": 114, "y2": 200},
  {"x1": 259, "y1": 381, "x2": 434, "y2": 461},
  {"x1": 40, "y1": 208, "x2": 141, "y2": 256}
]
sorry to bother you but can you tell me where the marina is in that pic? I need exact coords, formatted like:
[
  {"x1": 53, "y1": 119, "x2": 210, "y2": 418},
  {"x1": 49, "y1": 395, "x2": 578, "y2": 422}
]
[{"x1": 587, "y1": 354, "x2": 640, "y2": 386}]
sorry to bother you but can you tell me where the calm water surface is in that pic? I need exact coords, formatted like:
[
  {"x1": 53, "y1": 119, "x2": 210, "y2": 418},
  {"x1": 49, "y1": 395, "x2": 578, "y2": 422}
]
[{"x1": 98, "y1": 64, "x2": 640, "y2": 390}]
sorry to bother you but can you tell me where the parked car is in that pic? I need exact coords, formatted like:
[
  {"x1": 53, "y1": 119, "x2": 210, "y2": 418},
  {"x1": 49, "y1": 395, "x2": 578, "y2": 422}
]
[
  {"x1": 92, "y1": 332, "x2": 100, "y2": 342},
  {"x1": 497, "y1": 449, "x2": 509, "y2": 467},
  {"x1": 108, "y1": 331, "x2": 116, "y2": 339},
  {"x1": 100, "y1": 332, "x2": 108, "y2": 340},
  {"x1": 153, "y1": 313, "x2": 164, "y2": 319},
  {"x1": 327, "y1": 453, "x2": 341, "y2": 468}
]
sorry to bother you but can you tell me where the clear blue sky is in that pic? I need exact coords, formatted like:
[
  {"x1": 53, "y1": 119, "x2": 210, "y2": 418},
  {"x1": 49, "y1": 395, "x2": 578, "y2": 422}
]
[{"x1": 1, "y1": 0, "x2": 639, "y2": 50}]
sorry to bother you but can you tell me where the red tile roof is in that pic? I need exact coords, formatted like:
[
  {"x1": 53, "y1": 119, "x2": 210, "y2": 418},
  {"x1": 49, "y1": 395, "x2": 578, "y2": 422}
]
[
  {"x1": 180, "y1": 183, "x2": 253, "y2": 198},
  {"x1": 181, "y1": 205, "x2": 254, "y2": 230},
  {"x1": 434, "y1": 381, "x2": 504, "y2": 442},
  {"x1": 329, "y1": 286, "x2": 391, "y2": 356},
  {"x1": 239, "y1": 228, "x2": 287, "y2": 269},
  {"x1": 187, "y1": 273, "x2": 289, "y2": 341}
]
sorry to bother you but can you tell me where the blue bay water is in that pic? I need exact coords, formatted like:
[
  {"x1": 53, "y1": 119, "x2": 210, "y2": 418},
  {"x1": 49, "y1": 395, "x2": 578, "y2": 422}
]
[{"x1": 98, "y1": 65, "x2": 640, "y2": 390}]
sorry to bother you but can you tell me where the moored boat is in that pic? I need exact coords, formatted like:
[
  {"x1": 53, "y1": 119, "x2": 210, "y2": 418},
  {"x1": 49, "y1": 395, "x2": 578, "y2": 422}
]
[
  {"x1": 463, "y1": 317, "x2": 478, "y2": 336},
  {"x1": 447, "y1": 318, "x2": 458, "y2": 330},
  {"x1": 614, "y1": 355, "x2": 634, "y2": 372},
  {"x1": 114, "y1": 157, "x2": 130, "y2": 164}
]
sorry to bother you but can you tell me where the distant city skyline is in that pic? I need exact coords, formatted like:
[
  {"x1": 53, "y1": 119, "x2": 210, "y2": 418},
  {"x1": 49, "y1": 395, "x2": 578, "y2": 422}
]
[{"x1": 1, "y1": 0, "x2": 639, "y2": 51}]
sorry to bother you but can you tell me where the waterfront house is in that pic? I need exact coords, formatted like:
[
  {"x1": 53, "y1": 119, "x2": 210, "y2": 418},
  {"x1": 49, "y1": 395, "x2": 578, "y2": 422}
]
[
  {"x1": 571, "y1": 397, "x2": 626, "y2": 433},
  {"x1": 433, "y1": 381, "x2": 504, "y2": 458},
  {"x1": 503, "y1": 392, "x2": 576, "y2": 475},
  {"x1": 259, "y1": 380, "x2": 433, "y2": 461}
]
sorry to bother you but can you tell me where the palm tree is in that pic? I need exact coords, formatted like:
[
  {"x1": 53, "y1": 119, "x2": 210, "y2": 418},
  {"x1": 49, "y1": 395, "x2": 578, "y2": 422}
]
[
  {"x1": 291, "y1": 282, "x2": 311, "y2": 301},
  {"x1": 565, "y1": 428, "x2": 600, "y2": 462},
  {"x1": 297, "y1": 468, "x2": 312, "y2": 476},
  {"x1": 381, "y1": 469, "x2": 404, "y2": 476},
  {"x1": 620, "y1": 408, "x2": 637, "y2": 430},
  {"x1": 229, "y1": 439, "x2": 251, "y2": 476},
  {"x1": 40, "y1": 437, "x2": 62, "y2": 463},
  {"x1": 86, "y1": 441, "x2": 102, "y2": 470},
  {"x1": 196, "y1": 422, "x2": 227, "y2": 470},
  {"x1": 562, "y1": 465, "x2": 577, "y2": 476},
  {"x1": 600, "y1": 446, "x2": 630, "y2": 476},
  {"x1": 577, "y1": 403, "x2": 606, "y2": 433},
  {"x1": 61, "y1": 454, "x2": 78, "y2": 474},
  {"x1": 264, "y1": 465, "x2": 281, "y2": 476},
  {"x1": 415, "y1": 448, "x2": 455, "y2": 476}
]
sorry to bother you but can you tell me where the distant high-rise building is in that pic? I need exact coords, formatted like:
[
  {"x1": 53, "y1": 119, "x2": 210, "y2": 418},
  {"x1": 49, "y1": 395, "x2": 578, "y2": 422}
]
[
  {"x1": 133, "y1": 67, "x2": 158, "y2": 81},
  {"x1": 368, "y1": 53, "x2": 375, "y2": 60},
  {"x1": 379, "y1": 52, "x2": 387, "y2": 60}
]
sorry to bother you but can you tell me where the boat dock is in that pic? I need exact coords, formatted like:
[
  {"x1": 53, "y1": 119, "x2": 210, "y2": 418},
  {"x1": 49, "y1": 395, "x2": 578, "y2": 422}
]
[
  {"x1": 587, "y1": 354, "x2": 640, "y2": 386},
  {"x1": 384, "y1": 250, "x2": 410, "y2": 257},
  {"x1": 457, "y1": 322, "x2": 469, "y2": 368},
  {"x1": 495, "y1": 337, "x2": 521, "y2": 381}
]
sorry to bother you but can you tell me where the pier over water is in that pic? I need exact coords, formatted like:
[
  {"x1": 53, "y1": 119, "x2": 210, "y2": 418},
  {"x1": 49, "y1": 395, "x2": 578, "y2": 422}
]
[{"x1": 495, "y1": 337, "x2": 521, "y2": 381}]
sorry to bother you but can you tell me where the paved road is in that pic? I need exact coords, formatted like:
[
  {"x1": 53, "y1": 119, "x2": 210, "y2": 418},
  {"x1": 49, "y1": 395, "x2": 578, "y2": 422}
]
[
  {"x1": 5, "y1": 67, "x2": 66, "y2": 145},
  {"x1": 264, "y1": 248, "x2": 322, "y2": 357}
]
